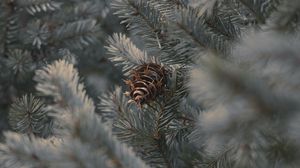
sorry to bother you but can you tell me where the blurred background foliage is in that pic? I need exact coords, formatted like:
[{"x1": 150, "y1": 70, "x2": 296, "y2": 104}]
[{"x1": 0, "y1": 0, "x2": 125, "y2": 138}]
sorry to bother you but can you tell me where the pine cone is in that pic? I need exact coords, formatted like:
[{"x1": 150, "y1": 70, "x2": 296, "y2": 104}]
[{"x1": 124, "y1": 63, "x2": 168, "y2": 108}]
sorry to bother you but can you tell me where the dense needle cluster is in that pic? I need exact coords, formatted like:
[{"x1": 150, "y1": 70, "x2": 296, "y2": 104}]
[{"x1": 124, "y1": 63, "x2": 168, "y2": 108}]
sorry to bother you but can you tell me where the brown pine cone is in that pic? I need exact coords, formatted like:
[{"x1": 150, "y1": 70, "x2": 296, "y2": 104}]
[{"x1": 124, "y1": 63, "x2": 168, "y2": 108}]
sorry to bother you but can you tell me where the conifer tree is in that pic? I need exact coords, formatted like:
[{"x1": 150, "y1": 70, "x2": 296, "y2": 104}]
[
  {"x1": 0, "y1": 0, "x2": 299, "y2": 168},
  {"x1": 0, "y1": 0, "x2": 119, "y2": 135}
]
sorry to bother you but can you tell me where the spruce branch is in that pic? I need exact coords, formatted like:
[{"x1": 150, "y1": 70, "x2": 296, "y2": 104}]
[
  {"x1": 111, "y1": 0, "x2": 233, "y2": 64},
  {"x1": 51, "y1": 19, "x2": 99, "y2": 50},
  {"x1": 0, "y1": 1, "x2": 19, "y2": 57},
  {"x1": 201, "y1": 148, "x2": 233, "y2": 168},
  {"x1": 232, "y1": 32, "x2": 300, "y2": 101},
  {"x1": 72, "y1": 1, "x2": 106, "y2": 19},
  {"x1": 203, "y1": 12, "x2": 240, "y2": 40},
  {"x1": 56, "y1": 139, "x2": 109, "y2": 168},
  {"x1": 14, "y1": 0, "x2": 62, "y2": 15},
  {"x1": 191, "y1": 55, "x2": 299, "y2": 126},
  {"x1": 152, "y1": 0, "x2": 239, "y2": 41},
  {"x1": 0, "y1": 132, "x2": 110, "y2": 168},
  {"x1": 106, "y1": 33, "x2": 157, "y2": 75},
  {"x1": 111, "y1": 0, "x2": 192, "y2": 65},
  {"x1": 0, "y1": 132, "x2": 59, "y2": 168},
  {"x1": 190, "y1": 42, "x2": 300, "y2": 167},
  {"x1": 200, "y1": 1, "x2": 255, "y2": 33},
  {"x1": 97, "y1": 66, "x2": 190, "y2": 167},
  {"x1": 174, "y1": 7, "x2": 229, "y2": 55},
  {"x1": 5, "y1": 49, "x2": 33, "y2": 80},
  {"x1": 65, "y1": 109, "x2": 149, "y2": 168},
  {"x1": 98, "y1": 86, "x2": 171, "y2": 167},
  {"x1": 34, "y1": 59, "x2": 94, "y2": 113},
  {"x1": 22, "y1": 20, "x2": 50, "y2": 49},
  {"x1": 49, "y1": 1, "x2": 107, "y2": 25},
  {"x1": 9, "y1": 94, "x2": 50, "y2": 137},
  {"x1": 97, "y1": 87, "x2": 144, "y2": 143},
  {"x1": 156, "y1": 97, "x2": 202, "y2": 168},
  {"x1": 97, "y1": 86, "x2": 133, "y2": 124},
  {"x1": 111, "y1": 0, "x2": 168, "y2": 53},
  {"x1": 148, "y1": 0, "x2": 181, "y2": 21},
  {"x1": 195, "y1": 0, "x2": 280, "y2": 24},
  {"x1": 154, "y1": 66, "x2": 189, "y2": 134},
  {"x1": 34, "y1": 59, "x2": 150, "y2": 168}
]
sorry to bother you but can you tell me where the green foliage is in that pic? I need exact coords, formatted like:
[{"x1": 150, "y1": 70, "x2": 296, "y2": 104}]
[
  {"x1": 106, "y1": 33, "x2": 157, "y2": 75},
  {"x1": 0, "y1": 0, "x2": 300, "y2": 167},
  {"x1": 189, "y1": 39, "x2": 300, "y2": 167},
  {"x1": 98, "y1": 66, "x2": 190, "y2": 167},
  {"x1": 0, "y1": 0, "x2": 111, "y2": 91},
  {"x1": 5, "y1": 49, "x2": 33, "y2": 80},
  {"x1": 1, "y1": 59, "x2": 149, "y2": 168},
  {"x1": 103, "y1": 0, "x2": 300, "y2": 167},
  {"x1": 9, "y1": 94, "x2": 51, "y2": 137},
  {"x1": 0, "y1": 0, "x2": 119, "y2": 134}
]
